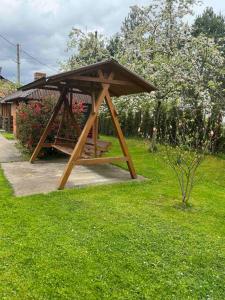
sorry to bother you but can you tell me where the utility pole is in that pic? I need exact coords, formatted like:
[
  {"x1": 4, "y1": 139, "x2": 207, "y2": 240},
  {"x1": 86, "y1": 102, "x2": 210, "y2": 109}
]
[{"x1": 16, "y1": 43, "x2": 20, "y2": 85}]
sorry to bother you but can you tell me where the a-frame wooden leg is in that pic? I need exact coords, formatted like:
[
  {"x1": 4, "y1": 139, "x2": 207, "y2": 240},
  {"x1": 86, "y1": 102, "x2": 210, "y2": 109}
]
[
  {"x1": 93, "y1": 116, "x2": 98, "y2": 157},
  {"x1": 91, "y1": 92, "x2": 98, "y2": 157},
  {"x1": 105, "y1": 90, "x2": 137, "y2": 179},
  {"x1": 58, "y1": 73, "x2": 114, "y2": 189},
  {"x1": 97, "y1": 70, "x2": 136, "y2": 179},
  {"x1": 30, "y1": 88, "x2": 67, "y2": 163}
]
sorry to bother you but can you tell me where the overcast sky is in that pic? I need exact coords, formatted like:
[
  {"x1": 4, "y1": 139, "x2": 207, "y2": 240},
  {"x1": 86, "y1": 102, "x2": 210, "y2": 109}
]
[{"x1": 1, "y1": 0, "x2": 225, "y2": 84}]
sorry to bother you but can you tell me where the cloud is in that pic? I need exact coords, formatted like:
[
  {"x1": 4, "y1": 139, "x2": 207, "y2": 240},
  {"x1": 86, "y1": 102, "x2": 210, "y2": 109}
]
[
  {"x1": 0, "y1": 0, "x2": 224, "y2": 83},
  {"x1": 0, "y1": 0, "x2": 151, "y2": 83}
]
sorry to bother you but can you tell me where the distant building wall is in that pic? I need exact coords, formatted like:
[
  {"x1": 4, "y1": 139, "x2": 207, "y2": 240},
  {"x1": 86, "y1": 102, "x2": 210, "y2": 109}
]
[{"x1": 11, "y1": 102, "x2": 17, "y2": 135}]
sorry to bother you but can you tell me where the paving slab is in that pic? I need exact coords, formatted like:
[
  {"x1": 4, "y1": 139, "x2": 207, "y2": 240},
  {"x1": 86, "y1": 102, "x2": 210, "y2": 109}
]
[
  {"x1": 1, "y1": 160, "x2": 144, "y2": 196},
  {"x1": 0, "y1": 134, "x2": 22, "y2": 162}
]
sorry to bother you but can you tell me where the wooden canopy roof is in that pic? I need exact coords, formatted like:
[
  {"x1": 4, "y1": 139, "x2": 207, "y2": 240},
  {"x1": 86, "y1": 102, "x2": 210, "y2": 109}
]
[{"x1": 20, "y1": 59, "x2": 157, "y2": 97}]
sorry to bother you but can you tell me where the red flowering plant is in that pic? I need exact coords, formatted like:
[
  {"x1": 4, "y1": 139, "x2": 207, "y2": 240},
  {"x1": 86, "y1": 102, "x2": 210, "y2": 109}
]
[
  {"x1": 72, "y1": 101, "x2": 85, "y2": 114},
  {"x1": 16, "y1": 97, "x2": 86, "y2": 154},
  {"x1": 16, "y1": 97, "x2": 59, "y2": 152}
]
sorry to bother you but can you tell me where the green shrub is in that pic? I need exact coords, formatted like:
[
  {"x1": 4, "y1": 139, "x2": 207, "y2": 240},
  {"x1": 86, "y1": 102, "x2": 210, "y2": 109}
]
[
  {"x1": 16, "y1": 97, "x2": 85, "y2": 154},
  {"x1": 16, "y1": 97, "x2": 57, "y2": 152}
]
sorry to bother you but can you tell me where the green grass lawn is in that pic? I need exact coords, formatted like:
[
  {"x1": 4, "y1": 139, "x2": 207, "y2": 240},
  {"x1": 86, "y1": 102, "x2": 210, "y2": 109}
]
[
  {"x1": 0, "y1": 136, "x2": 225, "y2": 299},
  {"x1": 1, "y1": 131, "x2": 15, "y2": 140}
]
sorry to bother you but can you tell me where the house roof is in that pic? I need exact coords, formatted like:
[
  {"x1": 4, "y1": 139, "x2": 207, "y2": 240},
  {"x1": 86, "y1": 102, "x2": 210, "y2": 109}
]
[
  {"x1": 19, "y1": 59, "x2": 157, "y2": 97},
  {"x1": 0, "y1": 75, "x2": 10, "y2": 82},
  {"x1": 0, "y1": 88, "x2": 92, "y2": 104}
]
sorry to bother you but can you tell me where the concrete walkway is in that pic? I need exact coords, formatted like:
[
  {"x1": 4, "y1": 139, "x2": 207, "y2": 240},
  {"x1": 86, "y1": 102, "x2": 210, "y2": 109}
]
[
  {"x1": 1, "y1": 160, "x2": 144, "y2": 196},
  {"x1": 0, "y1": 133, "x2": 144, "y2": 196},
  {"x1": 0, "y1": 133, "x2": 22, "y2": 162}
]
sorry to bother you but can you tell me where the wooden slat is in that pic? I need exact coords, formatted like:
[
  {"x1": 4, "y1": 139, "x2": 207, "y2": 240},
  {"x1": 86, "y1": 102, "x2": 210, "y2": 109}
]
[
  {"x1": 43, "y1": 143, "x2": 53, "y2": 148},
  {"x1": 75, "y1": 156, "x2": 128, "y2": 165},
  {"x1": 43, "y1": 142, "x2": 74, "y2": 148},
  {"x1": 54, "y1": 136, "x2": 76, "y2": 143},
  {"x1": 52, "y1": 144, "x2": 73, "y2": 155},
  {"x1": 86, "y1": 138, "x2": 111, "y2": 151},
  {"x1": 51, "y1": 139, "x2": 110, "y2": 156},
  {"x1": 52, "y1": 144, "x2": 93, "y2": 159},
  {"x1": 83, "y1": 145, "x2": 101, "y2": 157}
]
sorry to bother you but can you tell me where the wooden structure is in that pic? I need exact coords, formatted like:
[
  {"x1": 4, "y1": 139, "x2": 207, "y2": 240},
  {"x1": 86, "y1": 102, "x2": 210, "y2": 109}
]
[
  {"x1": 20, "y1": 59, "x2": 156, "y2": 190},
  {"x1": 0, "y1": 83, "x2": 91, "y2": 135}
]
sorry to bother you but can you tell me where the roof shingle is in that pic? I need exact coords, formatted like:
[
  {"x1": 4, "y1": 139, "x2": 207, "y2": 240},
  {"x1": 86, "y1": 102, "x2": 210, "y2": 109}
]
[{"x1": 0, "y1": 88, "x2": 91, "y2": 104}]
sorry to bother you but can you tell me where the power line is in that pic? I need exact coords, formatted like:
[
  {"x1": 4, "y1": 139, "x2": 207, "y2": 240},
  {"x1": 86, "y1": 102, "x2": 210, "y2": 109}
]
[
  {"x1": 0, "y1": 33, "x2": 16, "y2": 47},
  {"x1": 21, "y1": 48, "x2": 57, "y2": 72},
  {"x1": 0, "y1": 33, "x2": 58, "y2": 72}
]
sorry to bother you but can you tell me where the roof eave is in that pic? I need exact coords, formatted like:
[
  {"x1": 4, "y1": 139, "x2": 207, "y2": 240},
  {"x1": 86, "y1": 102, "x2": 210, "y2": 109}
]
[
  {"x1": 19, "y1": 59, "x2": 158, "y2": 94},
  {"x1": 19, "y1": 77, "x2": 47, "y2": 91}
]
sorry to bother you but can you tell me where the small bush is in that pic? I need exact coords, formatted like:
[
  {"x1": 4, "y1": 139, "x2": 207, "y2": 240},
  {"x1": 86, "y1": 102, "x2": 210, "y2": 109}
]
[{"x1": 16, "y1": 97, "x2": 85, "y2": 154}]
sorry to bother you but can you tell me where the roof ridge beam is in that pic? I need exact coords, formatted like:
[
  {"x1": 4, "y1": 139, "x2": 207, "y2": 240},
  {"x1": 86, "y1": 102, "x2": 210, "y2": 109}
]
[{"x1": 49, "y1": 75, "x2": 135, "y2": 86}]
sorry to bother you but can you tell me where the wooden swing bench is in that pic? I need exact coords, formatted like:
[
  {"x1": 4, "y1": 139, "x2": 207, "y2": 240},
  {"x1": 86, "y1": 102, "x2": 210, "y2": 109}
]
[
  {"x1": 52, "y1": 137, "x2": 111, "y2": 158},
  {"x1": 19, "y1": 59, "x2": 156, "y2": 189}
]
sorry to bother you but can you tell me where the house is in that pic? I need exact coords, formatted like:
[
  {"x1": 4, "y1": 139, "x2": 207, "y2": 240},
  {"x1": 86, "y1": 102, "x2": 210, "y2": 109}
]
[
  {"x1": 0, "y1": 72, "x2": 14, "y2": 131},
  {"x1": 0, "y1": 72, "x2": 92, "y2": 135}
]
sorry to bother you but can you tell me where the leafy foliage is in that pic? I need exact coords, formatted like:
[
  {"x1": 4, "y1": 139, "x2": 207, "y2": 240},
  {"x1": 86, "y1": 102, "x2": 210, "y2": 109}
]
[
  {"x1": 16, "y1": 97, "x2": 57, "y2": 151},
  {"x1": 60, "y1": 29, "x2": 110, "y2": 70},
  {"x1": 192, "y1": 7, "x2": 225, "y2": 41},
  {"x1": 163, "y1": 107, "x2": 213, "y2": 207},
  {"x1": 61, "y1": 1, "x2": 225, "y2": 154},
  {"x1": 0, "y1": 80, "x2": 18, "y2": 98},
  {"x1": 16, "y1": 97, "x2": 85, "y2": 153}
]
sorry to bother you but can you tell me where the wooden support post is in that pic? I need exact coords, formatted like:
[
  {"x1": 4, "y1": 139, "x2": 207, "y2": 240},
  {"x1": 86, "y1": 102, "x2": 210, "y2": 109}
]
[
  {"x1": 92, "y1": 91, "x2": 98, "y2": 157},
  {"x1": 69, "y1": 91, "x2": 73, "y2": 107},
  {"x1": 105, "y1": 91, "x2": 137, "y2": 179},
  {"x1": 98, "y1": 70, "x2": 137, "y2": 179},
  {"x1": 30, "y1": 88, "x2": 67, "y2": 163},
  {"x1": 58, "y1": 72, "x2": 114, "y2": 189},
  {"x1": 76, "y1": 156, "x2": 127, "y2": 165}
]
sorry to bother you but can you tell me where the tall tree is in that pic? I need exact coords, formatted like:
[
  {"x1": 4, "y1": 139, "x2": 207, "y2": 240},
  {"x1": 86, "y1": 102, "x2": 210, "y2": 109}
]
[
  {"x1": 192, "y1": 7, "x2": 225, "y2": 41},
  {"x1": 0, "y1": 80, "x2": 17, "y2": 98},
  {"x1": 60, "y1": 28, "x2": 110, "y2": 70}
]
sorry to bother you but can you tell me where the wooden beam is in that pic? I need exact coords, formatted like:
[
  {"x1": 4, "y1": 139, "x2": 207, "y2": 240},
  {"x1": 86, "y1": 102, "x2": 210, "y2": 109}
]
[
  {"x1": 64, "y1": 82, "x2": 93, "y2": 96},
  {"x1": 41, "y1": 85, "x2": 91, "y2": 96},
  {"x1": 57, "y1": 72, "x2": 114, "y2": 189},
  {"x1": 43, "y1": 143, "x2": 74, "y2": 148},
  {"x1": 91, "y1": 91, "x2": 98, "y2": 157},
  {"x1": 52, "y1": 144, "x2": 73, "y2": 156},
  {"x1": 39, "y1": 86, "x2": 60, "y2": 91},
  {"x1": 97, "y1": 69, "x2": 136, "y2": 179},
  {"x1": 42, "y1": 86, "x2": 89, "y2": 95},
  {"x1": 76, "y1": 156, "x2": 127, "y2": 165},
  {"x1": 104, "y1": 90, "x2": 137, "y2": 179},
  {"x1": 29, "y1": 88, "x2": 67, "y2": 163},
  {"x1": 64, "y1": 76, "x2": 134, "y2": 86},
  {"x1": 95, "y1": 114, "x2": 99, "y2": 149}
]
